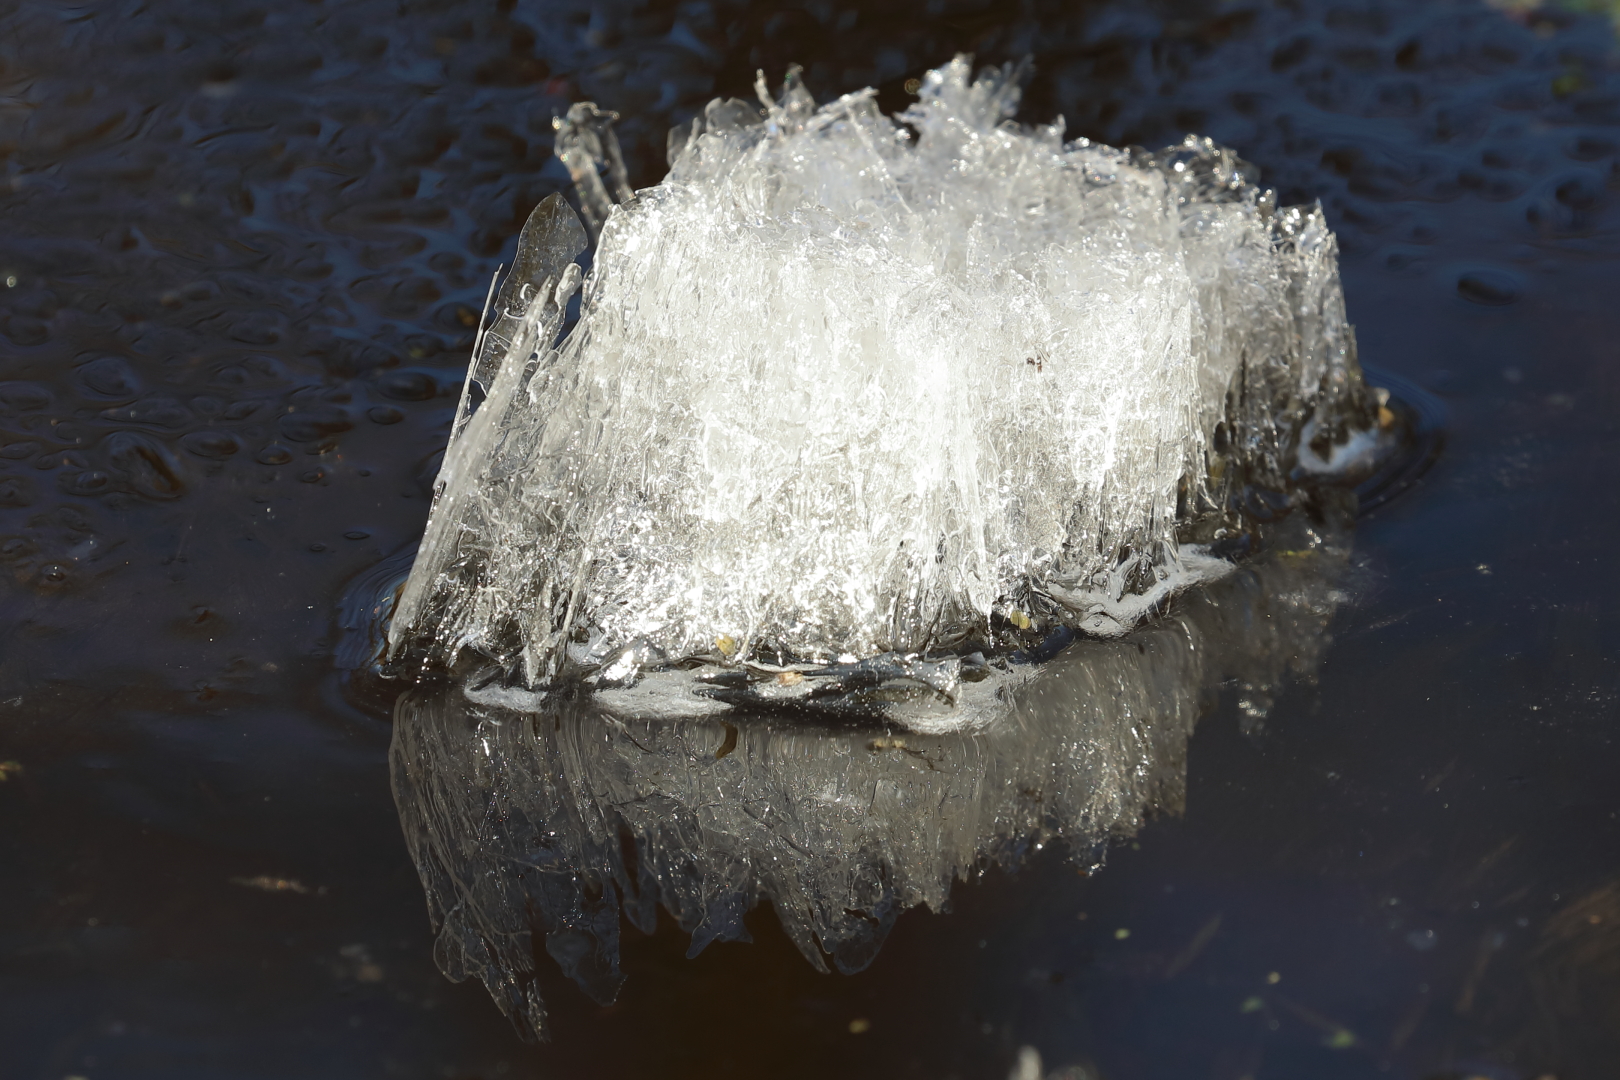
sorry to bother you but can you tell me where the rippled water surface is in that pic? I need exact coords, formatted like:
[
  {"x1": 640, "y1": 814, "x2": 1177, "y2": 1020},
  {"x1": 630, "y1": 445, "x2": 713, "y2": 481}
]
[{"x1": 3, "y1": 1, "x2": 1619, "y2": 1077}]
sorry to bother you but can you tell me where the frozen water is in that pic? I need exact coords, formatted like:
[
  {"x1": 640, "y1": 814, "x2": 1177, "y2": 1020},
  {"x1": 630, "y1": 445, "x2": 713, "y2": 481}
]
[
  {"x1": 390, "y1": 514, "x2": 1352, "y2": 1041},
  {"x1": 388, "y1": 56, "x2": 1379, "y2": 695},
  {"x1": 384, "y1": 61, "x2": 1389, "y2": 1037}
]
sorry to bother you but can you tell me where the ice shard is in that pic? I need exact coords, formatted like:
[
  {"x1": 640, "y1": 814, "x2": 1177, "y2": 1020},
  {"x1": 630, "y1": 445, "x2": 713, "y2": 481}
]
[
  {"x1": 386, "y1": 57, "x2": 1389, "y2": 699},
  {"x1": 390, "y1": 513, "x2": 1353, "y2": 1041}
]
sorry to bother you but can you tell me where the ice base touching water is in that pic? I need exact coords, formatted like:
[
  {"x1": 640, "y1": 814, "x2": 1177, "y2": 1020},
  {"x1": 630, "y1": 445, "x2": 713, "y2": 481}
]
[
  {"x1": 387, "y1": 57, "x2": 1379, "y2": 692},
  {"x1": 391, "y1": 512, "x2": 1352, "y2": 1041},
  {"x1": 383, "y1": 56, "x2": 1391, "y2": 1039}
]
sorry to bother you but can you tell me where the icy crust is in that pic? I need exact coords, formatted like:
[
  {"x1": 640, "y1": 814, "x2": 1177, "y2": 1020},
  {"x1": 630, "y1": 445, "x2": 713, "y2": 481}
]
[
  {"x1": 389, "y1": 56, "x2": 1373, "y2": 687},
  {"x1": 461, "y1": 542, "x2": 1241, "y2": 735},
  {"x1": 390, "y1": 517, "x2": 1350, "y2": 1041}
]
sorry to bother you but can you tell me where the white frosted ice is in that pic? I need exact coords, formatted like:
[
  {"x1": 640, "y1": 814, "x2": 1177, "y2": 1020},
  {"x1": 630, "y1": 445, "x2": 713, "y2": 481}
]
[{"x1": 389, "y1": 56, "x2": 1375, "y2": 690}]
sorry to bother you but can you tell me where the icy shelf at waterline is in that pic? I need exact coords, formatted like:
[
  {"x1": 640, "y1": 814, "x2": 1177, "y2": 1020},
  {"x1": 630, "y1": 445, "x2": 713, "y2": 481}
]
[{"x1": 388, "y1": 56, "x2": 1380, "y2": 690}]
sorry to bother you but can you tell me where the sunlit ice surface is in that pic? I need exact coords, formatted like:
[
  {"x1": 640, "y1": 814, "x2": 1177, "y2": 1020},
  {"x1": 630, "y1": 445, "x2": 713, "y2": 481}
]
[{"x1": 386, "y1": 56, "x2": 1392, "y2": 723}]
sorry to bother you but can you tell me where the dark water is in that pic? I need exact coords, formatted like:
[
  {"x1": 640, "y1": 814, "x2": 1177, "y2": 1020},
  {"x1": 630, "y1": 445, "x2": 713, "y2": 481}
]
[{"x1": 2, "y1": 0, "x2": 1618, "y2": 1077}]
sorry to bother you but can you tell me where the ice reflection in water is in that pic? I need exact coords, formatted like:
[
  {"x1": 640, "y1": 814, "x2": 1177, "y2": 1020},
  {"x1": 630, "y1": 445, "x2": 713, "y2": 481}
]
[{"x1": 390, "y1": 509, "x2": 1351, "y2": 1041}]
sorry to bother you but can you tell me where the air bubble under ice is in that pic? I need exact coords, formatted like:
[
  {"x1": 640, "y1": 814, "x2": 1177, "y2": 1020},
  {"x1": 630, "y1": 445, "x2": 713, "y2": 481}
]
[{"x1": 389, "y1": 56, "x2": 1377, "y2": 689}]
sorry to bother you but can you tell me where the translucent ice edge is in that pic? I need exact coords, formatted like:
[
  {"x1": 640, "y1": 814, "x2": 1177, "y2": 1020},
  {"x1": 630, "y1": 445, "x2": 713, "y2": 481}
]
[
  {"x1": 464, "y1": 543, "x2": 1237, "y2": 734},
  {"x1": 388, "y1": 55, "x2": 1379, "y2": 699}
]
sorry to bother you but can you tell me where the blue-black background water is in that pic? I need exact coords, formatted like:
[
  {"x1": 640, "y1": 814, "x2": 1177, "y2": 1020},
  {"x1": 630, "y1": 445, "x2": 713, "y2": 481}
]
[{"x1": 2, "y1": 0, "x2": 1618, "y2": 1077}]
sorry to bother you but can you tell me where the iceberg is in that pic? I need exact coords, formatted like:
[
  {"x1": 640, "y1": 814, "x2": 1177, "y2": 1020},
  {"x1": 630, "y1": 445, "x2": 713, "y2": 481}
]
[
  {"x1": 390, "y1": 512, "x2": 1353, "y2": 1041},
  {"x1": 387, "y1": 55, "x2": 1388, "y2": 716}
]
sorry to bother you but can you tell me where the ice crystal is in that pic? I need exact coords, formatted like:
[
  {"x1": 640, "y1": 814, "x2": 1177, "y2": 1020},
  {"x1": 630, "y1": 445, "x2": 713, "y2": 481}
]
[{"x1": 388, "y1": 56, "x2": 1375, "y2": 691}]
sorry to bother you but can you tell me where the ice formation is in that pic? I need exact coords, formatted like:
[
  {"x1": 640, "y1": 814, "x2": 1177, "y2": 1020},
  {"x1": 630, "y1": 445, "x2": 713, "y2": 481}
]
[
  {"x1": 390, "y1": 515, "x2": 1352, "y2": 1041},
  {"x1": 388, "y1": 56, "x2": 1380, "y2": 700}
]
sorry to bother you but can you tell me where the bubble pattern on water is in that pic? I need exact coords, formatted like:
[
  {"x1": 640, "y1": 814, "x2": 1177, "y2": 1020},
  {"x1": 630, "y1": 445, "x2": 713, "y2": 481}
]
[{"x1": 0, "y1": 2, "x2": 581, "y2": 609}]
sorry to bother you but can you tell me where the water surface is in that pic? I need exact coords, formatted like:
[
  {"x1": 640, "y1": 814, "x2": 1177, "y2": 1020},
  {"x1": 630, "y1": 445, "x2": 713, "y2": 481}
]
[{"x1": 2, "y1": 0, "x2": 1619, "y2": 1077}]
